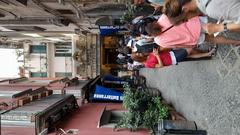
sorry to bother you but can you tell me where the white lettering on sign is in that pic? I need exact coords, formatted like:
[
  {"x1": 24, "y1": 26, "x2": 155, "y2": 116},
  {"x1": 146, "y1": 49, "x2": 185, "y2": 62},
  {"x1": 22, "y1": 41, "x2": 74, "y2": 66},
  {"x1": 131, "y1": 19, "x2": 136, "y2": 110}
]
[
  {"x1": 93, "y1": 94, "x2": 120, "y2": 100},
  {"x1": 119, "y1": 96, "x2": 123, "y2": 100}
]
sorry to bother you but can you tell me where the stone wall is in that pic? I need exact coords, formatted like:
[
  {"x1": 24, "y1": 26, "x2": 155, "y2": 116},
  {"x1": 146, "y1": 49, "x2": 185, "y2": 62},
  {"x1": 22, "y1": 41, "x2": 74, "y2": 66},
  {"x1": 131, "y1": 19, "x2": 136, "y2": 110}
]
[{"x1": 76, "y1": 34, "x2": 99, "y2": 78}]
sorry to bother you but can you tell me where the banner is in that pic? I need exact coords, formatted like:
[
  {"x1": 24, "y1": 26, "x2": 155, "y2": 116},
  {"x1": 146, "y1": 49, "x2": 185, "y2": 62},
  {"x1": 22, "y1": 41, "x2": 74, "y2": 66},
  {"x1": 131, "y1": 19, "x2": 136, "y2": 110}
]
[
  {"x1": 102, "y1": 75, "x2": 128, "y2": 84},
  {"x1": 92, "y1": 85, "x2": 123, "y2": 101},
  {"x1": 99, "y1": 26, "x2": 124, "y2": 36}
]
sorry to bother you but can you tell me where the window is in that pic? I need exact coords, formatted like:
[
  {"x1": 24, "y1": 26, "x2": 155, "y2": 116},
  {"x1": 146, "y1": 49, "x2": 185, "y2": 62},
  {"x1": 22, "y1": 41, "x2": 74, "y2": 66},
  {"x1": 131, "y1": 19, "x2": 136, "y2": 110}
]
[
  {"x1": 55, "y1": 53, "x2": 72, "y2": 57},
  {"x1": 55, "y1": 72, "x2": 72, "y2": 77},
  {"x1": 30, "y1": 72, "x2": 47, "y2": 78},
  {"x1": 55, "y1": 42, "x2": 72, "y2": 57},
  {"x1": 30, "y1": 45, "x2": 46, "y2": 54}
]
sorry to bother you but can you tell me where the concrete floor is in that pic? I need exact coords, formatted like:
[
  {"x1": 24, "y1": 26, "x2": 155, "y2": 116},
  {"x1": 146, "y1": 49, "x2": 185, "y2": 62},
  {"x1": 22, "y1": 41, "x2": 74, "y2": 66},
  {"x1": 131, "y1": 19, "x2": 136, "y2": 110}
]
[
  {"x1": 49, "y1": 103, "x2": 148, "y2": 135},
  {"x1": 141, "y1": 32, "x2": 240, "y2": 135}
]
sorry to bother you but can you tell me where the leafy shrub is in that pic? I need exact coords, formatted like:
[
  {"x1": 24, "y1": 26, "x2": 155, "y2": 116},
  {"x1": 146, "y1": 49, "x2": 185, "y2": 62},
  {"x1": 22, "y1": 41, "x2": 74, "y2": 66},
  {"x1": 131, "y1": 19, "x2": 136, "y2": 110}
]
[
  {"x1": 116, "y1": 84, "x2": 168, "y2": 134},
  {"x1": 120, "y1": 4, "x2": 136, "y2": 23}
]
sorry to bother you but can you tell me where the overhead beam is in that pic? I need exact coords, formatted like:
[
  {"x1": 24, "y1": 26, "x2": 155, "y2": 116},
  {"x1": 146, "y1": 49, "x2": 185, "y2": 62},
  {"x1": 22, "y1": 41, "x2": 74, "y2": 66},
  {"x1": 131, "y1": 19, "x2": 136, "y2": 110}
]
[
  {"x1": 0, "y1": 7, "x2": 18, "y2": 18},
  {"x1": 0, "y1": 0, "x2": 9, "y2": 5},
  {"x1": 0, "y1": 18, "x2": 70, "y2": 26},
  {"x1": 0, "y1": 19, "x2": 51, "y2": 25},
  {"x1": 16, "y1": 0, "x2": 28, "y2": 6},
  {"x1": 32, "y1": 0, "x2": 83, "y2": 29},
  {"x1": 38, "y1": 0, "x2": 109, "y2": 3},
  {"x1": 38, "y1": 0, "x2": 72, "y2": 2},
  {"x1": 0, "y1": 31, "x2": 75, "y2": 34}
]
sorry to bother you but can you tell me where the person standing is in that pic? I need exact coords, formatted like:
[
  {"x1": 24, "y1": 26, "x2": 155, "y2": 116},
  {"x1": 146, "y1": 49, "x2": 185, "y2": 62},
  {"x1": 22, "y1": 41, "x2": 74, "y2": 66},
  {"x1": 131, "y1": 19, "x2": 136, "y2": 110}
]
[{"x1": 163, "y1": 0, "x2": 240, "y2": 34}]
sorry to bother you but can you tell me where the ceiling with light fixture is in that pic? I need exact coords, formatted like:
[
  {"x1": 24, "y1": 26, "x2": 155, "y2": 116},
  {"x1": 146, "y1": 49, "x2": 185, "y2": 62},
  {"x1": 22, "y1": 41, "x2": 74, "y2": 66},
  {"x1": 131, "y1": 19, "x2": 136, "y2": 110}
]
[{"x1": 0, "y1": 0, "x2": 127, "y2": 42}]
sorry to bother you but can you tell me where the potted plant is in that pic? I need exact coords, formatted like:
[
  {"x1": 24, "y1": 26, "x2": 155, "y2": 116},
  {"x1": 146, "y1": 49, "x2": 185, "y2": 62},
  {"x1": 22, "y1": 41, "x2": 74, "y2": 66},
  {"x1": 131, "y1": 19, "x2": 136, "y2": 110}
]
[{"x1": 115, "y1": 84, "x2": 169, "y2": 134}]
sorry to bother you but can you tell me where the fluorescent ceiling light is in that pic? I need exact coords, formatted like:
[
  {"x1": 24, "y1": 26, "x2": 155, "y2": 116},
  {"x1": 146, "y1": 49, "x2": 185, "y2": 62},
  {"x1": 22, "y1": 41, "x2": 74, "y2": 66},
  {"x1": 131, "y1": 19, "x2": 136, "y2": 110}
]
[
  {"x1": 23, "y1": 33, "x2": 42, "y2": 38},
  {"x1": 62, "y1": 34, "x2": 76, "y2": 37},
  {"x1": 45, "y1": 38, "x2": 64, "y2": 42},
  {"x1": 0, "y1": 26, "x2": 14, "y2": 31}
]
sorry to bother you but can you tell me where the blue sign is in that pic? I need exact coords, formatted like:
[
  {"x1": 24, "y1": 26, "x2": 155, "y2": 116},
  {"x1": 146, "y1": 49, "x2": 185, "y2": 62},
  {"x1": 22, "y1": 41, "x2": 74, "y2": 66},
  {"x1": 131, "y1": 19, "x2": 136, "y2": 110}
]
[
  {"x1": 102, "y1": 75, "x2": 128, "y2": 84},
  {"x1": 93, "y1": 85, "x2": 123, "y2": 101},
  {"x1": 99, "y1": 26, "x2": 124, "y2": 36}
]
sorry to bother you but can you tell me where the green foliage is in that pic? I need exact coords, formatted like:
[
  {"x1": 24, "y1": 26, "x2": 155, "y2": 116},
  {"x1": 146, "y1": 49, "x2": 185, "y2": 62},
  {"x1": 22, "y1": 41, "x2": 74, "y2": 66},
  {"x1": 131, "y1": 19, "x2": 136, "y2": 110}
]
[
  {"x1": 143, "y1": 96, "x2": 168, "y2": 132},
  {"x1": 120, "y1": 4, "x2": 136, "y2": 23},
  {"x1": 117, "y1": 84, "x2": 169, "y2": 133}
]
